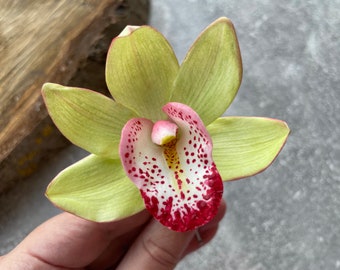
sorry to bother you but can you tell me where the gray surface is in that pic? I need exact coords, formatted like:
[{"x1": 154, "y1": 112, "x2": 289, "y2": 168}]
[{"x1": 1, "y1": 0, "x2": 340, "y2": 269}]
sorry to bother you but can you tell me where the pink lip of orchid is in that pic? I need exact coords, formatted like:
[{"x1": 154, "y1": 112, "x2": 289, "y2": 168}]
[
  {"x1": 120, "y1": 102, "x2": 223, "y2": 231},
  {"x1": 41, "y1": 17, "x2": 290, "y2": 232}
]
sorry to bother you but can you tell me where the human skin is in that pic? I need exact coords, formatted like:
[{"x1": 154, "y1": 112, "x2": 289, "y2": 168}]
[{"x1": 0, "y1": 200, "x2": 226, "y2": 270}]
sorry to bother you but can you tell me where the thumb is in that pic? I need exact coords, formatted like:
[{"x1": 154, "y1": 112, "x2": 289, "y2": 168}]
[{"x1": 117, "y1": 219, "x2": 195, "y2": 270}]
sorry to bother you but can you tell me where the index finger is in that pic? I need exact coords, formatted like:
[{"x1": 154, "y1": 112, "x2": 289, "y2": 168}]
[{"x1": 2, "y1": 210, "x2": 150, "y2": 269}]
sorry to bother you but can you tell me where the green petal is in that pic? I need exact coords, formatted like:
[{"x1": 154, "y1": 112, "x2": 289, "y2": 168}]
[
  {"x1": 46, "y1": 154, "x2": 144, "y2": 222},
  {"x1": 106, "y1": 26, "x2": 179, "y2": 121},
  {"x1": 171, "y1": 17, "x2": 242, "y2": 125},
  {"x1": 207, "y1": 117, "x2": 290, "y2": 181},
  {"x1": 42, "y1": 83, "x2": 137, "y2": 159}
]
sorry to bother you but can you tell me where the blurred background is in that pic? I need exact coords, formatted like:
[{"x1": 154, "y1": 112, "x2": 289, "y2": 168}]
[{"x1": 1, "y1": 1, "x2": 339, "y2": 269}]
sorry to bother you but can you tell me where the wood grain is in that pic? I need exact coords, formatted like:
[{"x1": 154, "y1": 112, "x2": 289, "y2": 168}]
[{"x1": 0, "y1": 0, "x2": 149, "y2": 192}]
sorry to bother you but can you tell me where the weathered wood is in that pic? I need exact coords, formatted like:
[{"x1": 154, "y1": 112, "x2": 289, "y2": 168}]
[{"x1": 0, "y1": 0, "x2": 149, "y2": 193}]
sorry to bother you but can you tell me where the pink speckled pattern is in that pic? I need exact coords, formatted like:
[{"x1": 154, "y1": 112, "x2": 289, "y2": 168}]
[{"x1": 120, "y1": 102, "x2": 223, "y2": 231}]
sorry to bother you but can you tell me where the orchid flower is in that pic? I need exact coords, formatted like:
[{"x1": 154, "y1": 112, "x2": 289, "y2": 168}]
[{"x1": 42, "y1": 17, "x2": 289, "y2": 232}]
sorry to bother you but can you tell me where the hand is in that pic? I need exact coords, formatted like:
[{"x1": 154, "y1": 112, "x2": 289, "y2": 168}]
[{"x1": 0, "y1": 200, "x2": 226, "y2": 269}]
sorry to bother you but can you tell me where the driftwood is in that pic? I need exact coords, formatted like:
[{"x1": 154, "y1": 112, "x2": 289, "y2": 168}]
[{"x1": 0, "y1": 0, "x2": 149, "y2": 193}]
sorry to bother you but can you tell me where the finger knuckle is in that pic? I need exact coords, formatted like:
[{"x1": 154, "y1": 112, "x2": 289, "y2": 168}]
[{"x1": 142, "y1": 237, "x2": 180, "y2": 269}]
